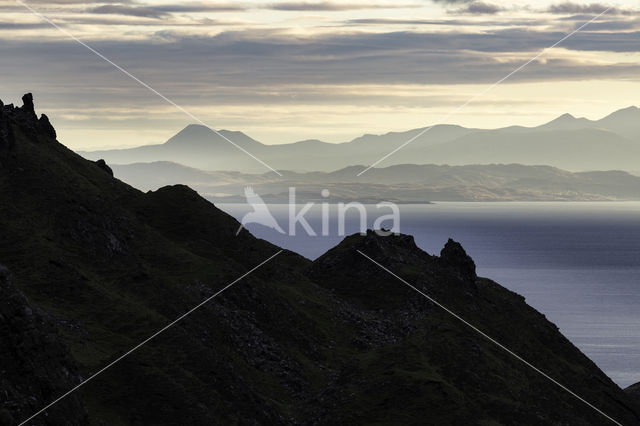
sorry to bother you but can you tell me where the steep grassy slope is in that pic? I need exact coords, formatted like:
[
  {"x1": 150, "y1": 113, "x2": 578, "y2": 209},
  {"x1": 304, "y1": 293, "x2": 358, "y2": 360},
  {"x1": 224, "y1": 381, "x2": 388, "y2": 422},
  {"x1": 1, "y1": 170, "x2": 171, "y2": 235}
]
[
  {"x1": 1, "y1": 94, "x2": 639, "y2": 425},
  {"x1": 0, "y1": 95, "x2": 328, "y2": 424}
]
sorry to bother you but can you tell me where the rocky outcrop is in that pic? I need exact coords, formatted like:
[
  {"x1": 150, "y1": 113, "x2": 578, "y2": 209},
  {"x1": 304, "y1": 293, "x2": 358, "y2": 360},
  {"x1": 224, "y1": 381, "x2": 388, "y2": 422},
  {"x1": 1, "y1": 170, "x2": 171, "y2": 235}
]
[
  {"x1": 0, "y1": 266, "x2": 87, "y2": 425},
  {"x1": 0, "y1": 93, "x2": 58, "y2": 146},
  {"x1": 20, "y1": 93, "x2": 36, "y2": 120},
  {"x1": 94, "y1": 159, "x2": 113, "y2": 176},
  {"x1": 38, "y1": 114, "x2": 56, "y2": 140},
  {"x1": 439, "y1": 238, "x2": 477, "y2": 281},
  {"x1": 307, "y1": 230, "x2": 481, "y2": 308}
]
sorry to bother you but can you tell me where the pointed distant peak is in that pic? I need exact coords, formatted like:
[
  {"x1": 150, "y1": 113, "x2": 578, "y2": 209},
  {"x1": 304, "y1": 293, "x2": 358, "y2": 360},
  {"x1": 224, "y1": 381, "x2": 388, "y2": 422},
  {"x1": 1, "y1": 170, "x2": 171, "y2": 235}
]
[
  {"x1": 164, "y1": 124, "x2": 216, "y2": 146},
  {"x1": 537, "y1": 111, "x2": 592, "y2": 130},
  {"x1": 179, "y1": 123, "x2": 214, "y2": 134},
  {"x1": 539, "y1": 113, "x2": 575, "y2": 127},
  {"x1": 184, "y1": 123, "x2": 210, "y2": 130},
  {"x1": 553, "y1": 112, "x2": 576, "y2": 121},
  {"x1": 163, "y1": 124, "x2": 262, "y2": 150},
  {"x1": 168, "y1": 123, "x2": 217, "y2": 137}
]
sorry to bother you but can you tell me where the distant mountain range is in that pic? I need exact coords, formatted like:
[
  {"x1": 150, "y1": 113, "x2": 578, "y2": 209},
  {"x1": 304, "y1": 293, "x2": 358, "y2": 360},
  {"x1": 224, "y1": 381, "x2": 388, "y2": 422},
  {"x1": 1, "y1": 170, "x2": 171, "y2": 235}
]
[
  {"x1": 111, "y1": 161, "x2": 640, "y2": 202},
  {"x1": 80, "y1": 106, "x2": 640, "y2": 173}
]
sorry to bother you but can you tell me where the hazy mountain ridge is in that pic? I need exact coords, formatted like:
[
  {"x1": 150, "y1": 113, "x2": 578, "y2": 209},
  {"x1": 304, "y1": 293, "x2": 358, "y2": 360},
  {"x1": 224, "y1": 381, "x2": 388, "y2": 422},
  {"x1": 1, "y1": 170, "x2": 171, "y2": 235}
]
[
  {"x1": 111, "y1": 161, "x2": 640, "y2": 202},
  {"x1": 4, "y1": 95, "x2": 640, "y2": 423},
  {"x1": 80, "y1": 106, "x2": 640, "y2": 173}
]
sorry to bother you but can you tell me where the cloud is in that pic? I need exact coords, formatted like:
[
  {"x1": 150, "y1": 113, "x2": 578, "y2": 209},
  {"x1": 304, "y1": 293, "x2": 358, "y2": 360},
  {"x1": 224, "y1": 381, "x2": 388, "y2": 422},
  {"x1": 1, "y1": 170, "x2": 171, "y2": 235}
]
[
  {"x1": 18, "y1": 0, "x2": 132, "y2": 3},
  {"x1": 87, "y1": 2, "x2": 245, "y2": 18},
  {"x1": 578, "y1": 18, "x2": 640, "y2": 31},
  {"x1": 0, "y1": 21, "x2": 55, "y2": 29},
  {"x1": 2, "y1": 28, "x2": 638, "y2": 97},
  {"x1": 455, "y1": 1, "x2": 503, "y2": 14},
  {"x1": 548, "y1": 2, "x2": 610, "y2": 14},
  {"x1": 56, "y1": 14, "x2": 242, "y2": 27},
  {"x1": 88, "y1": 5, "x2": 165, "y2": 18},
  {"x1": 348, "y1": 18, "x2": 453, "y2": 25},
  {"x1": 267, "y1": 1, "x2": 418, "y2": 11},
  {"x1": 431, "y1": 0, "x2": 473, "y2": 3},
  {"x1": 151, "y1": 3, "x2": 246, "y2": 13},
  {"x1": 547, "y1": 2, "x2": 638, "y2": 16},
  {"x1": 347, "y1": 17, "x2": 543, "y2": 26}
]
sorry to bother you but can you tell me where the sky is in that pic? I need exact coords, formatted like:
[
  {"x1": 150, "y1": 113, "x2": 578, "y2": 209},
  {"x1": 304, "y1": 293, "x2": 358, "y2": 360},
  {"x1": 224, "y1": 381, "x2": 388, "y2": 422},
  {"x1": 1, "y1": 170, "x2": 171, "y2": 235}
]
[{"x1": 0, "y1": 0, "x2": 639, "y2": 149}]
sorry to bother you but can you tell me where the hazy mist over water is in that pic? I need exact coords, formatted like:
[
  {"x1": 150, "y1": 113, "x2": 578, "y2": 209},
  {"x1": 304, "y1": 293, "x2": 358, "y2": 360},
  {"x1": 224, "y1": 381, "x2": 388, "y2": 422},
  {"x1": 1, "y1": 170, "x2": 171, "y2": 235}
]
[{"x1": 220, "y1": 202, "x2": 640, "y2": 387}]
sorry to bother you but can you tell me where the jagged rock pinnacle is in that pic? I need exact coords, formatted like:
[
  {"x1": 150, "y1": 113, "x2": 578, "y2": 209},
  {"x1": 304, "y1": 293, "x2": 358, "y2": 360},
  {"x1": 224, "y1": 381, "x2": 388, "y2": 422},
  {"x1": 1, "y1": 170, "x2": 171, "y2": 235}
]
[
  {"x1": 0, "y1": 93, "x2": 59, "y2": 145},
  {"x1": 439, "y1": 238, "x2": 477, "y2": 281},
  {"x1": 21, "y1": 93, "x2": 36, "y2": 118},
  {"x1": 39, "y1": 113, "x2": 56, "y2": 139}
]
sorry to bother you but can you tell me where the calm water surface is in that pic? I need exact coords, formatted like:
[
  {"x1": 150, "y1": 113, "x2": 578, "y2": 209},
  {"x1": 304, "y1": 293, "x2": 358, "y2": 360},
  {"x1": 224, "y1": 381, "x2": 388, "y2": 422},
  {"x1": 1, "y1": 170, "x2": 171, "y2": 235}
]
[{"x1": 219, "y1": 202, "x2": 640, "y2": 388}]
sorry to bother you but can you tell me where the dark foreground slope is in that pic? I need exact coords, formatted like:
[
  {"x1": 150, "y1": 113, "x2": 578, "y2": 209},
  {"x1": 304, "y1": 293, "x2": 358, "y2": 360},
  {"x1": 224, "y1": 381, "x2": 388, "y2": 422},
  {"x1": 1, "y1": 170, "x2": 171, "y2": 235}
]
[
  {"x1": 0, "y1": 266, "x2": 86, "y2": 425},
  {"x1": 627, "y1": 383, "x2": 640, "y2": 407},
  {"x1": 1, "y1": 95, "x2": 639, "y2": 425}
]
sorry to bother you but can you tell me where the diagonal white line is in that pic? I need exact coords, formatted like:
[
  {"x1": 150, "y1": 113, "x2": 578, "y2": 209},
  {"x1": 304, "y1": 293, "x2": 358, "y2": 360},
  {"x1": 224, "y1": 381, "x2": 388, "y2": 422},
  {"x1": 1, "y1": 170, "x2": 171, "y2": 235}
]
[
  {"x1": 15, "y1": 0, "x2": 283, "y2": 177},
  {"x1": 357, "y1": 7, "x2": 612, "y2": 176},
  {"x1": 19, "y1": 250, "x2": 284, "y2": 426},
  {"x1": 356, "y1": 249, "x2": 623, "y2": 426}
]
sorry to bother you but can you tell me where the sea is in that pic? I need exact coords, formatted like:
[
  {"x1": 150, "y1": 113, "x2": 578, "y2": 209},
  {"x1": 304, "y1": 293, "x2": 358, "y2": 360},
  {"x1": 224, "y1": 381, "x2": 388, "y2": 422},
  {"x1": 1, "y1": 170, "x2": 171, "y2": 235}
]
[{"x1": 218, "y1": 202, "x2": 640, "y2": 388}]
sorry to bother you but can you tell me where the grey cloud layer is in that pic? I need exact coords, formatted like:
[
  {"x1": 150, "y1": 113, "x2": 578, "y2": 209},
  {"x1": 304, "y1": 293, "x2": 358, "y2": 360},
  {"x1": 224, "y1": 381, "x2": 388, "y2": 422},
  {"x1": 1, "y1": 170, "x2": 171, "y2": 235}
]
[
  {"x1": 2, "y1": 0, "x2": 420, "y2": 14},
  {"x1": 454, "y1": 1, "x2": 503, "y2": 14},
  {"x1": 89, "y1": 4, "x2": 165, "y2": 18},
  {"x1": 347, "y1": 17, "x2": 548, "y2": 26},
  {"x1": 2, "y1": 28, "x2": 638, "y2": 94},
  {"x1": 88, "y1": 2, "x2": 246, "y2": 18},
  {"x1": 0, "y1": 20, "x2": 54, "y2": 28},
  {"x1": 547, "y1": 2, "x2": 639, "y2": 16},
  {"x1": 430, "y1": 0, "x2": 473, "y2": 4},
  {"x1": 2, "y1": 12, "x2": 638, "y2": 112},
  {"x1": 268, "y1": 1, "x2": 418, "y2": 11}
]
